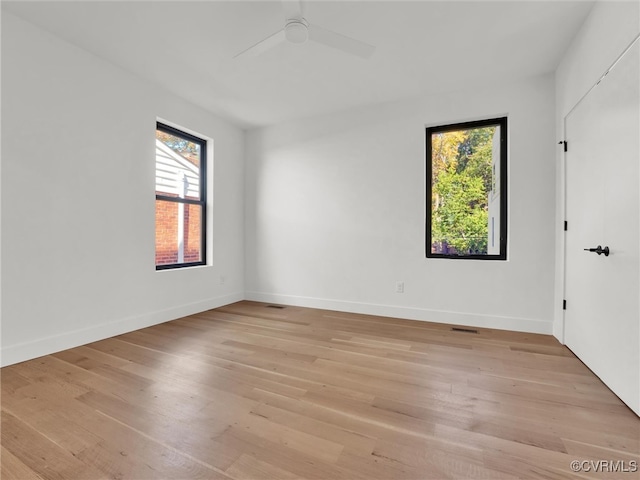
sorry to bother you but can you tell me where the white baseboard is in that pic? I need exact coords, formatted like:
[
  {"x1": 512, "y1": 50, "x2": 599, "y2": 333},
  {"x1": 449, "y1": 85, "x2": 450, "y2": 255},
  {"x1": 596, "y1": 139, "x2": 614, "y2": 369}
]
[
  {"x1": 245, "y1": 291, "x2": 553, "y2": 335},
  {"x1": 1, "y1": 291, "x2": 553, "y2": 367},
  {"x1": 0, "y1": 292, "x2": 244, "y2": 367}
]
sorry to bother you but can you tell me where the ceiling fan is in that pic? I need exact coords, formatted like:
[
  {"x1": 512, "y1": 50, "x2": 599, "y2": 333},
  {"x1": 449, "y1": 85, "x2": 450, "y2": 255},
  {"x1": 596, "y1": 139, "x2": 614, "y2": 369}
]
[{"x1": 234, "y1": 0, "x2": 375, "y2": 59}]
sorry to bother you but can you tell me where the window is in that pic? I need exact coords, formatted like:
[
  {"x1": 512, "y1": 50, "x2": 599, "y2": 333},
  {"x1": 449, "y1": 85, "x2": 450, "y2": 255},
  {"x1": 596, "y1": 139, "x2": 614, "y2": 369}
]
[
  {"x1": 426, "y1": 117, "x2": 507, "y2": 260},
  {"x1": 155, "y1": 122, "x2": 207, "y2": 269}
]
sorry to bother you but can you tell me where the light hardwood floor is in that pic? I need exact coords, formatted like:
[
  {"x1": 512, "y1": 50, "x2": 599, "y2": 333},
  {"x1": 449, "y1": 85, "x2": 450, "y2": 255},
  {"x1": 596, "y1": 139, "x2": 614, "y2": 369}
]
[{"x1": 2, "y1": 301, "x2": 638, "y2": 479}]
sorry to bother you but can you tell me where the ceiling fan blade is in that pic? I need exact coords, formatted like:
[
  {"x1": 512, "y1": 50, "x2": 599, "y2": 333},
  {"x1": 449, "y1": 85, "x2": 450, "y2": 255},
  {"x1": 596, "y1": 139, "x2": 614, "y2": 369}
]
[
  {"x1": 308, "y1": 24, "x2": 375, "y2": 59},
  {"x1": 234, "y1": 29, "x2": 286, "y2": 59},
  {"x1": 281, "y1": 0, "x2": 303, "y2": 20}
]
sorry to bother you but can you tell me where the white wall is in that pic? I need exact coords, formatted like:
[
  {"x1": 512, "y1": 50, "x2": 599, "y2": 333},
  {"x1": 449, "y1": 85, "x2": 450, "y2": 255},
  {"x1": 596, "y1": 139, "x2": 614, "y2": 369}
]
[
  {"x1": 245, "y1": 74, "x2": 556, "y2": 334},
  {"x1": 554, "y1": 0, "x2": 640, "y2": 341},
  {"x1": 1, "y1": 12, "x2": 245, "y2": 366}
]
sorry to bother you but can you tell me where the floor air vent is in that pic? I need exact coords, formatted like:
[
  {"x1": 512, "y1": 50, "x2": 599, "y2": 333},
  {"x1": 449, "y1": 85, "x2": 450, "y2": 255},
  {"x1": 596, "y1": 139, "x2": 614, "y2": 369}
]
[
  {"x1": 451, "y1": 327, "x2": 478, "y2": 334},
  {"x1": 266, "y1": 305, "x2": 285, "y2": 309}
]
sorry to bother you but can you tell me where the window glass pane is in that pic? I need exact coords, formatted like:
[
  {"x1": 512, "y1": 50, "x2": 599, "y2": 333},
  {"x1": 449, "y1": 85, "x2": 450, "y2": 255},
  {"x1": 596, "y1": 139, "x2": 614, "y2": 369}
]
[
  {"x1": 156, "y1": 130, "x2": 202, "y2": 201},
  {"x1": 155, "y1": 200, "x2": 203, "y2": 266},
  {"x1": 428, "y1": 119, "x2": 505, "y2": 258}
]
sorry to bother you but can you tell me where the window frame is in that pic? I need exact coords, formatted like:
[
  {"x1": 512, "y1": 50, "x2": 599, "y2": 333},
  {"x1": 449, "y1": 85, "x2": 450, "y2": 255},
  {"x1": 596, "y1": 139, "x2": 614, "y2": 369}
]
[
  {"x1": 155, "y1": 121, "x2": 207, "y2": 270},
  {"x1": 425, "y1": 116, "x2": 508, "y2": 260}
]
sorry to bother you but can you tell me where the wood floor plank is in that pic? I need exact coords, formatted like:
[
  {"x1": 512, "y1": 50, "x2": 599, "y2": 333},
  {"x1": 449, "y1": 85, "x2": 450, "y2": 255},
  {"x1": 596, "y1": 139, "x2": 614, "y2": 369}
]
[
  {"x1": 249, "y1": 400, "x2": 377, "y2": 457},
  {"x1": 234, "y1": 410, "x2": 345, "y2": 464},
  {"x1": 1, "y1": 446, "x2": 45, "y2": 480},
  {"x1": 2, "y1": 300, "x2": 638, "y2": 479},
  {"x1": 74, "y1": 410, "x2": 235, "y2": 480},
  {"x1": 215, "y1": 427, "x2": 363, "y2": 480},
  {"x1": 371, "y1": 439, "x2": 519, "y2": 480},
  {"x1": 0, "y1": 368, "x2": 32, "y2": 395},
  {"x1": 2, "y1": 391, "x2": 104, "y2": 457},
  {"x1": 1, "y1": 411, "x2": 108, "y2": 480},
  {"x1": 225, "y1": 453, "x2": 299, "y2": 480}
]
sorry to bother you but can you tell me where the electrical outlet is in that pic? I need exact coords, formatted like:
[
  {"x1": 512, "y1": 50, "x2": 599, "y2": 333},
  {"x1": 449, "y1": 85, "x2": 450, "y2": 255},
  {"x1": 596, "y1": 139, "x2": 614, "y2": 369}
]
[{"x1": 395, "y1": 281, "x2": 404, "y2": 293}]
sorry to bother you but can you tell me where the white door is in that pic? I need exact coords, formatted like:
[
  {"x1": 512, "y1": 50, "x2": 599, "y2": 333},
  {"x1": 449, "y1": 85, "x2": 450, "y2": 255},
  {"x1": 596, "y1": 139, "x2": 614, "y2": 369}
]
[{"x1": 564, "y1": 39, "x2": 640, "y2": 416}]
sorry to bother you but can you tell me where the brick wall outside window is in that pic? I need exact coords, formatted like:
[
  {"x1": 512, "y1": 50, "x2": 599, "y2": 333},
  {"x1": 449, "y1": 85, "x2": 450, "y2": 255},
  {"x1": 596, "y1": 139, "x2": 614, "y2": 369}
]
[{"x1": 155, "y1": 199, "x2": 202, "y2": 266}]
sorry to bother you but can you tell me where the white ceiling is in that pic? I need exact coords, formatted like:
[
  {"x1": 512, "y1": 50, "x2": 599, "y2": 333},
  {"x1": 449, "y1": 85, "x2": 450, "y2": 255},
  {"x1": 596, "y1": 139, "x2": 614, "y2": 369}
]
[{"x1": 4, "y1": 0, "x2": 594, "y2": 129}]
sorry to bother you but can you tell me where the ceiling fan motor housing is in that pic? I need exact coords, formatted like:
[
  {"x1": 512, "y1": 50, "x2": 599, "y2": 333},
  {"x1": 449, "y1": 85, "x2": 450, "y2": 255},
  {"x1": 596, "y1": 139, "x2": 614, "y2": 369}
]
[{"x1": 285, "y1": 19, "x2": 309, "y2": 44}]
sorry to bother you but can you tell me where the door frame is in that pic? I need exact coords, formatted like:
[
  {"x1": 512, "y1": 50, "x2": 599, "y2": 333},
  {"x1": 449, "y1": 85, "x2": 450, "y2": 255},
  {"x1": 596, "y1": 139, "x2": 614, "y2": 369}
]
[{"x1": 559, "y1": 33, "x2": 640, "y2": 345}]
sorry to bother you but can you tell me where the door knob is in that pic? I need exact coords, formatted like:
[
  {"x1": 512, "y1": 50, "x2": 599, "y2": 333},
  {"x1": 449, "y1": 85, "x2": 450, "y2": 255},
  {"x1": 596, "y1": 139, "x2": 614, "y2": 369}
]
[{"x1": 584, "y1": 245, "x2": 610, "y2": 256}]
